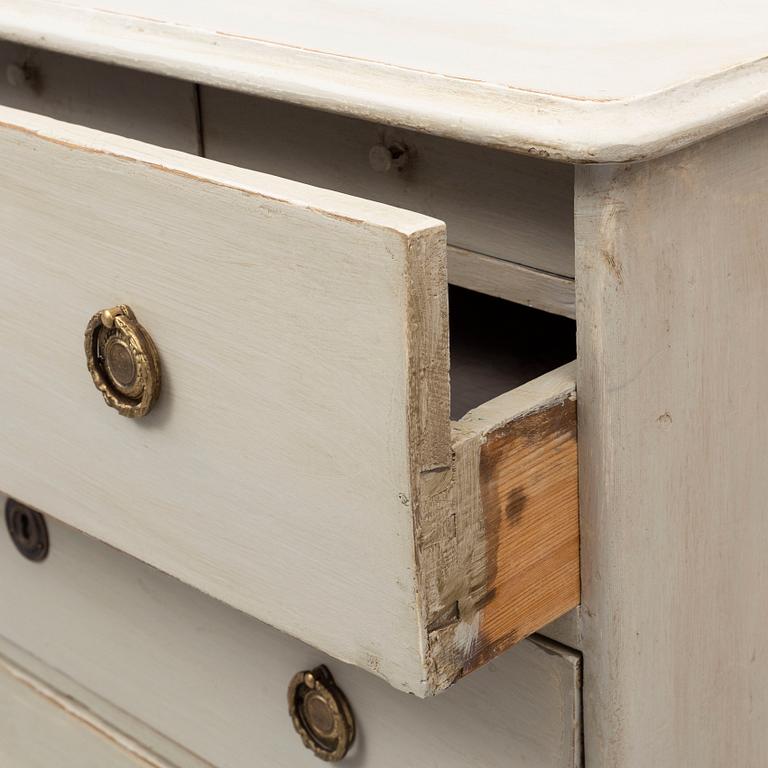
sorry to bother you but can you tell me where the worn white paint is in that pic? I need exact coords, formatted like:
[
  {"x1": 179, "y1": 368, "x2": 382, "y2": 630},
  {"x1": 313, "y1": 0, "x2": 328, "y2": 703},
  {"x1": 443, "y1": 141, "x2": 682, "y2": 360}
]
[
  {"x1": 0, "y1": 39, "x2": 200, "y2": 152},
  {"x1": 458, "y1": 362, "x2": 575, "y2": 436},
  {"x1": 0, "y1": 654, "x2": 181, "y2": 768},
  {"x1": 576, "y1": 116, "x2": 768, "y2": 766},
  {"x1": 0, "y1": 0, "x2": 767, "y2": 160},
  {"x1": 199, "y1": 87, "x2": 575, "y2": 280},
  {"x1": 0, "y1": 104, "x2": 447, "y2": 694},
  {"x1": 541, "y1": 607, "x2": 582, "y2": 651},
  {"x1": 0, "y1": 40, "x2": 576, "y2": 315},
  {"x1": 0, "y1": 513, "x2": 583, "y2": 768},
  {"x1": 447, "y1": 246, "x2": 575, "y2": 320},
  {"x1": 0, "y1": 105, "x2": 575, "y2": 695}
]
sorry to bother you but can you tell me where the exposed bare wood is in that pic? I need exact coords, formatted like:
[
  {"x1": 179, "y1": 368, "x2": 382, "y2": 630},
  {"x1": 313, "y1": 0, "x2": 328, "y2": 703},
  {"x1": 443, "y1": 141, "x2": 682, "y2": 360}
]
[{"x1": 426, "y1": 364, "x2": 579, "y2": 689}]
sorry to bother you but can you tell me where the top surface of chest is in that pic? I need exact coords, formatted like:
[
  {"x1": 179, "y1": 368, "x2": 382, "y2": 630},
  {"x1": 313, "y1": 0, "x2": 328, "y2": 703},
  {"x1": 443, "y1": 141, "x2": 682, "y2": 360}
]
[
  {"x1": 2, "y1": 0, "x2": 768, "y2": 161},
  {"x1": 45, "y1": 0, "x2": 767, "y2": 100}
]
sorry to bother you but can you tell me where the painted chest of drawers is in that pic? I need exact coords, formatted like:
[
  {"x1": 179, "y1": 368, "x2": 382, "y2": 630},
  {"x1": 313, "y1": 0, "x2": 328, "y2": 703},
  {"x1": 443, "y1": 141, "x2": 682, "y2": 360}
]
[{"x1": 1, "y1": 2, "x2": 767, "y2": 766}]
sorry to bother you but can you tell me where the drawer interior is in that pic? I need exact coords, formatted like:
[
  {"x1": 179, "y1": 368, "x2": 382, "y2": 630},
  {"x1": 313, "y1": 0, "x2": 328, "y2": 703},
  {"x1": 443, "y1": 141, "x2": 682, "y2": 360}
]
[{"x1": 450, "y1": 285, "x2": 576, "y2": 419}]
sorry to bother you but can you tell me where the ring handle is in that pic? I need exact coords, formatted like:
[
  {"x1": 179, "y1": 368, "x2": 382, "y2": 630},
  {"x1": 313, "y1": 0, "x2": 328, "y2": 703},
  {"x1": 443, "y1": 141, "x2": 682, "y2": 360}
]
[
  {"x1": 84, "y1": 305, "x2": 161, "y2": 418},
  {"x1": 288, "y1": 666, "x2": 355, "y2": 761}
]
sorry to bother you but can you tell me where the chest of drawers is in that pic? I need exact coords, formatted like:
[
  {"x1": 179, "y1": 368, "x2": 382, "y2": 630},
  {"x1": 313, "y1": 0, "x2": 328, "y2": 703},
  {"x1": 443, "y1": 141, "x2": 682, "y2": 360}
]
[{"x1": 1, "y1": 3, "x2": 768, "y2": 766}]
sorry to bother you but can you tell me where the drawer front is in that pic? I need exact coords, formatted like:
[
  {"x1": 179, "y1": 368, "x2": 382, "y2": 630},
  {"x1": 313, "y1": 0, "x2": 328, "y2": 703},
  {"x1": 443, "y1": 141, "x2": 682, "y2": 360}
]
[
  {"x1": 0, "y1": 655, "x2": 175, "y2": 768},
  {"x1": 0, "y1": 513, "x2": 583, "y2": 768},
  {"x1": 0, "y1": 105, "x2": 578, "y2": 693}
]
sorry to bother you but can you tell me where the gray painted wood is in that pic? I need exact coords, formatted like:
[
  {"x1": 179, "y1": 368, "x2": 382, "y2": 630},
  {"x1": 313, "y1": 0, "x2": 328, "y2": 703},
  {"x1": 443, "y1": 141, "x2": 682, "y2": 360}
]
[
  {"x1": 0, "y1": 103, "x2": 447, "y2": 693},
  {"x1": 576, "y1": 116, "x2": 768, "y2": 767},
  {"x1": 0, "y1": 41, "x2": 576, "y2": 315},
  {"x1": 2, "y1": 0, "x2": 768, "y2": 161},
  {"x1": 0, "y1": 104, "x2": 577, "y2": 694},
  {"x1": 0, "y1": 39, "x2": 199, "y2": 152},
  {"x1": 0, "y1": 511, "x2": 582, "y2": 768},
  {"x1": 448, "y1": 246, "x2": 575, "y2": 319},
  {"x1": 199, "y1": 87, "x2": 575, "y2": 280},
  {"x1": 0, "y1": 653, "x2": 181, "y2": 768}
]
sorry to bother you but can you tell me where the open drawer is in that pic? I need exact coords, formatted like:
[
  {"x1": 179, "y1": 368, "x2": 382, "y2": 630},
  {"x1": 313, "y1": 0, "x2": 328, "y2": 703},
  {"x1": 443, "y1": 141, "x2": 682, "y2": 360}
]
[{"x1": 0, "y1": 105, "x2": 578, "y2": 696}]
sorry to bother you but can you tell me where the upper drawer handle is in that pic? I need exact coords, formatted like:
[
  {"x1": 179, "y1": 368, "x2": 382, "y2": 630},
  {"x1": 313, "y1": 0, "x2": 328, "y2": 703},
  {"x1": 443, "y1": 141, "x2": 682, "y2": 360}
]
[{"x1": 84, "y1": 305, "x2": 161, "y2": 418}]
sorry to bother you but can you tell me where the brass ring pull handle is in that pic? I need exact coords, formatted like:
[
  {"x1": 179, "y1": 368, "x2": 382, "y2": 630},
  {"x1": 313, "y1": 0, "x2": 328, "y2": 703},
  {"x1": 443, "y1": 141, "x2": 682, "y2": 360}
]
[
  {"x1": 84, "y1": 305, "x2": 161, "y2": 418},
  {"x1": 288, "y1": 666, "x2": 355, "y2": 761}
]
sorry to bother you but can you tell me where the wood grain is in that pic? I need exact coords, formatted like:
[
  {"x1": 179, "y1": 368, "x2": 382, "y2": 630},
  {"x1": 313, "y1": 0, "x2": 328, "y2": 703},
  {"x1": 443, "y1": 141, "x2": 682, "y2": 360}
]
[
  {"x1": 426, "y1": 364, "x2": 579, "y2": 687},
  {"x1": 471, "y1": 395, "x2": 579, "y2": 670},
  {"x1": 1, "y1": 0, "x2": 767, "y2": 160},
  {"x1": 0, "y1": 511, "x2": 583, "y2": 768},
  {"x1": 576, "y1": 116, "x2": 768, "y2": 767}
]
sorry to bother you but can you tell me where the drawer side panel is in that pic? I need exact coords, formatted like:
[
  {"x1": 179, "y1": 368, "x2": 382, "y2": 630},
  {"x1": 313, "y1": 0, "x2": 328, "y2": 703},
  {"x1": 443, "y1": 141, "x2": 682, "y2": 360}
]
[{"x1": 428, "y1": 363, "x2": 579, "y2": 686}]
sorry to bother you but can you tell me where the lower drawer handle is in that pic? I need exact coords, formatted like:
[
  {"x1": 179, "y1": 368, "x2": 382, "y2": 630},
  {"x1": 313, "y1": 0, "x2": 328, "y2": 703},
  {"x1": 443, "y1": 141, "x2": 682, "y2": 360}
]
[
  {"x1": 84, "y1": 305, "x2": 161, "y2": 418},
  {"x1": 288, "y1": 666, "x2": 355, "y2": 761}
]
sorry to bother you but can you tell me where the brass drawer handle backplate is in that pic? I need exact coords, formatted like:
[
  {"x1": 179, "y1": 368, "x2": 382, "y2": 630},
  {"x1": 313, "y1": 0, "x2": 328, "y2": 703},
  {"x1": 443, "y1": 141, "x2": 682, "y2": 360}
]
[
  {"x1": 84, "y1": 305, "x2": 161, "y2": 418},
  {"x1": 288, "y1": 666, "x2": 355, "y2": 761}
]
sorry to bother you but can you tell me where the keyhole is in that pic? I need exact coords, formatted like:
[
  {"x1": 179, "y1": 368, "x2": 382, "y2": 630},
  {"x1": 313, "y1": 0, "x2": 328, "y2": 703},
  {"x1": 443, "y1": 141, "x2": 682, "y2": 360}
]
[
  {"x1": 18, "y1": 511, "x2": 31, "y2": 542},
  {"x1": 5, "y1": 498, "x2": 49, "y2": 562}
]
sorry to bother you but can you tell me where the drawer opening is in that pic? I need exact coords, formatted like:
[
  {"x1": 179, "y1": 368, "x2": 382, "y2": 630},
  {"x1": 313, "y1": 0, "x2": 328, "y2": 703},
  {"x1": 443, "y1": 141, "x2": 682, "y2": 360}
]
[{"x1": 449, "y1": 284, "x2": 576, "y2": 420}]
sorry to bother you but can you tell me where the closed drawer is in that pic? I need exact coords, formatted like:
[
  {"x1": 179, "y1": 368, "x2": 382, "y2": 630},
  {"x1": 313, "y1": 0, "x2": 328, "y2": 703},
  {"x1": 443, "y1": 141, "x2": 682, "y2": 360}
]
[
  {"x1": 0, "y1": 39, "x2": 200, "y2": 152},
  {"x1": 198, "y1": 87, "x2": 575, "y2": 278},
  {"x1": 0, "y1": 104, "x2": 578, "y2": 695},
  {"x1": 0, "y1": 655, "x2": 172, "y2": 768},
  {"x1": 0, "y1": 512, "x2": 583, "y2": 768}
]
